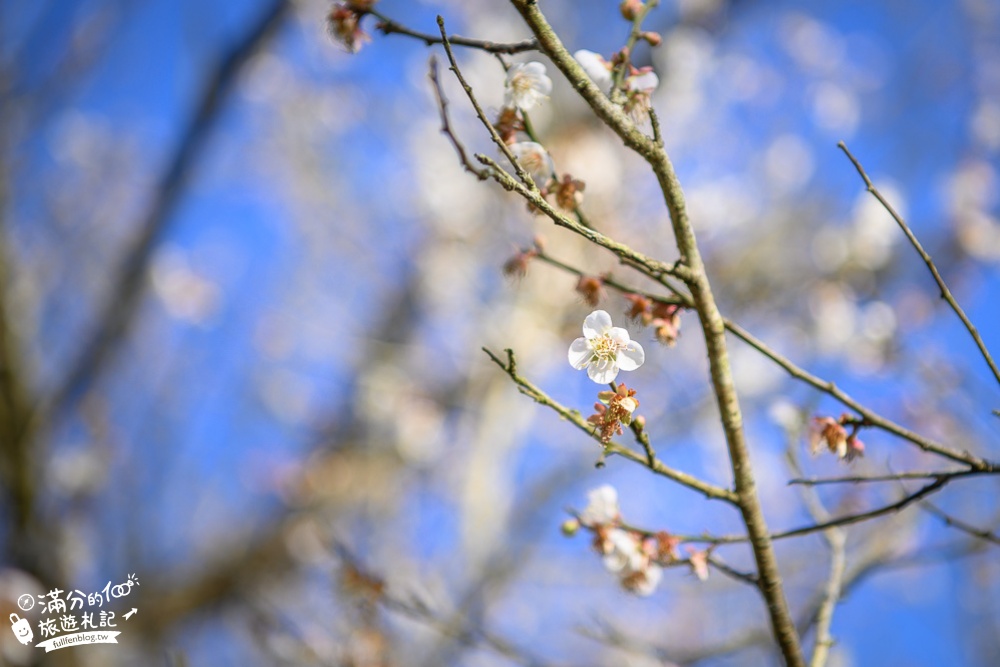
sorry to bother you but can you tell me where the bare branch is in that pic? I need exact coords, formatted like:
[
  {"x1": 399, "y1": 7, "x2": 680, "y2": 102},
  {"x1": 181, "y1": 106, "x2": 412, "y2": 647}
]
[
  {"x1": 839, "y1": 140, "x2": 1000, "y2": 390},
  {"x1": 920, "y1": 501, "x2": 1000, "y2": 547},
  {"x1": 789, "y1": 469, "x2": 991, "y2": 486},
  {"x1": 436, "y1": 16, "x2": 531, "y2": 187},
  {"x1": 786, "y1": 446, "x2": 846, "y2": 667},
  {"x1": 371, "y1": 10, "x2": 539, "y2": 55},
  {"x1": 534, "y1": 249, "x2": 999, "y2": 471},
  {"x1": 428, "y1": 56, "x2": 490, "y2": 180},
  {"x1": 482, "y1": 347, "x2": 739, "y2": 504},
  {"x1": 699, "y1": 477, "x2": 950, "y2": 545}
]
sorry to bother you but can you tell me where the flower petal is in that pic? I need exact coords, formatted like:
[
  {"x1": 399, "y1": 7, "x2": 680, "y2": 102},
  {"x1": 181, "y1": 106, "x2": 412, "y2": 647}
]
[
  {"x1": 616, "y1": 341, "x2": 645, "y2": 371},
  {"x1": 574, "y1": 49, "x2": 613, "y2": 95},
  {"x1": 568, "y1": 338, "x2": 592, "y2": 369},
  {"x1": 608, "y1": 327, "x2": 631, "y2": 345},
  {"x1": 588, "y1": 358, "x2": 620, "y2": 384},
  {"x1": 583, "y1": 310, "x2": 613, "y2": 338},
  {"x1": 629, "y1": 71, "x2": 659, "y2": 93}
]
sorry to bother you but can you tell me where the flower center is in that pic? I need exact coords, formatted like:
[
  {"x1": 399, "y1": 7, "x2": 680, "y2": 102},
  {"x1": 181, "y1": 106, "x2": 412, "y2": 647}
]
[
  {"x1": 591, "y1": 334, "x2": 621, "y2": 362},
  {"x1": 511, "y1": 73, "x2": 533, "y2": 95}
]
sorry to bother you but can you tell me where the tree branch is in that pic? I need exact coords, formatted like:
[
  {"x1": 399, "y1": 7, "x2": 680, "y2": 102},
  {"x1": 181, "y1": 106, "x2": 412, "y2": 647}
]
[
  {"x1": 839, "y1": 141, "x2": 1000, "y2": 391},
  {"x1": 507, "y1": 4, "x2": 804, "y2": 662},
  {"x1": 482, "y1": 347, "x2": 738, "y2": 503},
  {"x1": 371, "y1": 10, "x2": 539, "y2": 54}
]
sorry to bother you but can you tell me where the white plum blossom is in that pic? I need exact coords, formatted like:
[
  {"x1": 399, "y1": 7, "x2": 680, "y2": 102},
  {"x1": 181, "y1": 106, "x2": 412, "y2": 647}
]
[
  {"x1": 602, "y1": 528, "x2": 643, "y2": 573},
  {"x1": 573, "y1": 49, "x2": 614, "y2": 95},
  {"x1": 504, "y1": 62, "x2": 552, "y2": 111},
  {"x1": 508, "y1": 141, "x2": 554, "y2": 186},
  {"x1": 622, "y1": 558, "x2": 663, "y2": 596},
  {"x1": 601, "y1": 530, "x2": 664, "y2": 596},
  {"x1": 568, "y1": 310, "x2": 645, "y2": 384},
  {"x1": 579, "y1": 484, "x2": 620, "y2": 526}
]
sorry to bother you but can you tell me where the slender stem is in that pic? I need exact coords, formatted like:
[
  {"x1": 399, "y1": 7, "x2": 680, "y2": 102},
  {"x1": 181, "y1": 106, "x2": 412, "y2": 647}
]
[
  {"x1": 370, "y1": 9, "x2": 539, "y2": 54},
  {"x1": 436, "y1": 17, "x2": 532, "y2": 187},
  {"x1": 428, "y1": 56, "x2": 489, "y2": 180},
  {"x1": 482, "y1": 348, "x2": 738, "y2": 504},
  {"x1": 786, "y1": 447, "x2": 846, "y2": 667},
  {"x1": 839, "y1": 141, "x2": 1000, "y2": 390},
  {"x1": 920, "y1": 501, "x2": 1000, "y2": 547},
  {"x1": 535, "y1": 248, "x2": 997, "y2": 471},
  {"x1": 788, "y1": 469, "x2": 990, "y2": 486},
  {"x1": 695, "y1": 477, "x2": 949, "y2": 545}
]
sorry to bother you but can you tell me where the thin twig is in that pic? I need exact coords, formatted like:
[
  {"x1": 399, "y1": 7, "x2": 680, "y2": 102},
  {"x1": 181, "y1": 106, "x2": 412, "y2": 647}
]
[
  {"x1": 839, "y1": 141, "x2": 1000, "y2": 390},
  {"x1": 475, "y1": 153, "x2": 694, "y2": 284},
  {"x1": 707, "y1": 555, "x2": 759, "y2": 587},
  {"x1": 788, "y1": 469, "x2": 990, "y2": 486},
  {"x1": 534, "y1": 249, "x2": 998, "y2": 471},
  {"x1": 428, "y1": 56, "x2": 489, "y2": 180},
  {"x1": 920, "y1": 501, "x2": 1000, "y2": 547},
  {"x1": 436, "y1": 16, "x2": 532, "y2": 187},
  {"x1": 786, "y1": 445, "x2": 845, "y2": 667},
  {"x1": 482, "y1": 347, "x2": 738, "y2": 503},
  {"x1": 696, "y1": 477, "x2": 949, "y2": 545},
  {"x1": 725, "y1": 316, "x2": 995, "y2": 469},
  {"x1": 371, "y1": 10, "x2": 539, "y2": 54}
]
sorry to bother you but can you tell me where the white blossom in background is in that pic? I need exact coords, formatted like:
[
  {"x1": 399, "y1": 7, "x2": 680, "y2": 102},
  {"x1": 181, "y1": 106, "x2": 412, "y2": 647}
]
[
  {"x1": 507, "y1": 141, "x2": 554, "y2": 186},
  {"x1": 579, "y1": 484, "x2": 621, "y2": 526},
  {"x1": 602, "y1": 528, "x2": 643, "y2": 572},
  {"x1": 622, "y1": 558, "x2": 663, "y2": 596},
  {"x1": 503, "y1": 62, "x2": 552, "y2": 111},
  {"x1": 574, "y1": 49, "x2": 614, "y2": 95},
  {"x1": 568, "y1": 310, "x2": 645, "y2": 383}
]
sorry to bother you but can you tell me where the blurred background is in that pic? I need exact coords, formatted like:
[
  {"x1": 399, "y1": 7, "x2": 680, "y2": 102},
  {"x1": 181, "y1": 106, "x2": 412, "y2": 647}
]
[{"x1": 1, "y1": 0, "x2": 999, "y2": 665}]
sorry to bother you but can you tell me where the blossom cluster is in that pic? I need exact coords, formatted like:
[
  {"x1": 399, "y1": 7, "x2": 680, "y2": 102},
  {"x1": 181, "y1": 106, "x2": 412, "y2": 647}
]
[
  {"x1": 587, "y1": 383, "x2": 639, "y2": 444},
  {"x1": 564, "y1": 486, "x2": 709, "y2": 596},
  {"x1": 624, "y1": 293, "x2": 683, "y2": 346}
]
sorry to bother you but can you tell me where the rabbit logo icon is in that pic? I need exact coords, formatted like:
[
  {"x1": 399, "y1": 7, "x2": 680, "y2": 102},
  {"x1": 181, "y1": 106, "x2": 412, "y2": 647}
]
[{"x1": 9, "y1": 614, "x2": 33, "y2": 646}]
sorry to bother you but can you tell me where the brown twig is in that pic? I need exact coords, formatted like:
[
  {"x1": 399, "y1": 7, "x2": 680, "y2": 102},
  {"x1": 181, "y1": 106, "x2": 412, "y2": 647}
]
[
  {"x1": 533, "y1": 249, "x2": 998, "y2": 472},
  {"x1": 920, "y1": 501, "x2": 1000, "y2": 547},
  {"x1": 788, "y1": 469, "x2": 990, "y2": 486},
  {"x1": 786, "y1": 444, "x2": 845, "y2": 667},
  {"x1": 482, "y1": 347, "x2": 738, "y2": 504},
  {"x1": 436, "y1": 16, "x2": 532, "y2": 187},
  {"x1": 697, "y1": 477, "x2": 949, "y2": 545},
  {"x1": 371, "y1": 10, "x2": 539, "y2": 54},
  {"x1": 839, "y1": 141, "x2": 1000, "y2": 391},
  {"x1": 428, "y1": 56, "x2": 489, "y2": 180}
]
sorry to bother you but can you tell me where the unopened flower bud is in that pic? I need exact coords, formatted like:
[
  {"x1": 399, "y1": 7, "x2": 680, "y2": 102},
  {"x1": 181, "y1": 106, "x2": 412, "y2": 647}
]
[
  {"x1": 561, "y1": 518, "x2": 581, "y2": 536},
  {"x1": 555, "y1": 173, "x2": 586, "y2": 210},
  {"x1": 642, "y1": 31, "x2": 662, "y2": 47},
  {"x1": 576, "y1": 275, "x2": 606, "y2": 307},
  {"x1": 620, "y1": 0, "x2": 645, "y2": 21}
]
